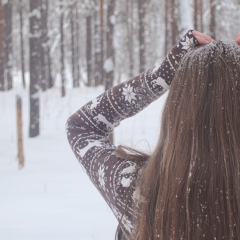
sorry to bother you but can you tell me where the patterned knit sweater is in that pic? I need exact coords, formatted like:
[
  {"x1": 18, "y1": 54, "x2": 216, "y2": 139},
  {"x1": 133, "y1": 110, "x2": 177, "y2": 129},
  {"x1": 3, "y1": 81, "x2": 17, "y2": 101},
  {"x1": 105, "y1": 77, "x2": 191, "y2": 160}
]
[{"x1": 66, "y1": 30, "x2": 199, "y2": 239}]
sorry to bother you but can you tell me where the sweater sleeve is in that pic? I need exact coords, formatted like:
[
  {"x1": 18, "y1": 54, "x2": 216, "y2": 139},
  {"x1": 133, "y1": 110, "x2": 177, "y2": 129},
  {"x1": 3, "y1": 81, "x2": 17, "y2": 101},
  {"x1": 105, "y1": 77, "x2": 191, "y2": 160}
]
[{"x1": 66, "y1": 30, "x2": 199, "y2": 237}]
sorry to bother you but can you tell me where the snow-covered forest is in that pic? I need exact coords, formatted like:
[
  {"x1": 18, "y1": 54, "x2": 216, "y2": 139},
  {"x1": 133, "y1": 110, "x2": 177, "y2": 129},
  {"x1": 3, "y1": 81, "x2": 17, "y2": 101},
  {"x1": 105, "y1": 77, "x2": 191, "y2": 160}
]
[{"x1": 1, "y1": 0, "x2": 240, "y2": 239}]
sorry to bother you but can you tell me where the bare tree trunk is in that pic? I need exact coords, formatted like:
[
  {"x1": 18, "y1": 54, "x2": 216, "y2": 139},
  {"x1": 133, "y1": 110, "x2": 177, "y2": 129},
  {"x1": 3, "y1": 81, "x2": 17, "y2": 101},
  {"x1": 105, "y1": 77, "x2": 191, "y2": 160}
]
[
  {"x1": 86, "y1": 15, "x2": 94, "y2": 86},
  {"x1": 4, "y1": 0, "x2": 13, "y2": 90},
  {"x1": 71, "y1": 2, "x2": 77, "y2": 87},
  {"x1": 75, "y1": 2, "x2": 80, "y2": 86},
  {"x1": 0, "y1": 0, "x2": 4, "y2": 91},
  {"x1": 164, "y1": 0, "x2": 171, "y2": 55},
  {"x1": 19, "y1": 0, "x2": 26, "y2": 89},
  {"x1": 100, "y1": 0, "x2": 104, "y2": 84},
  {"x1": 178, "y1": 0, "x2": 192, "y2": 35},
  {"x1": 29, "y1": 0, "x2": 41, "y2": 137},
  {"x1": 210, "y1": 0, "x2": 216, "y2": 39},
  {"x1": 94, "y1": 0, "x2": 103, "y2": 86},
  {"x1": 138, "y1": 0, "x2": 146, "y2": 73},
  {"x1": 104, "y1": 0, "x2": 116, "y2": 143},
  {"x1": 127, "y1": 0, "x2": 134, "y2": 77},
  {"x1": 40, "y1": 0, "x2": 48, "y2": 91},
  {"x1": 16, "y1": 95, "x2": 25, "y2": 168},
  {"x1": 194, "y1": 0, "x2": 198, "y2": 30},
  {"x1": 46, "y1": 0, "x2": 53, "y2": 89},
  {"x1": 41, "y1": 0, "x2": 52, "y2": 90},
  {"x1": 194, "y1": 0, "x2": 204, "y2": 32},
  {"x1": 170, "y1": 0, "x2": 177, "y2": 46},
  {"x1": 70, "y1": 1, "x2": 79, "y2": 88},
  {"x1": 104, "y1": 0, "x2": 116, "y2": 90},
  {"x1": 199, "y1": 0, "x2": 203, "y2": 32},
  {"x1": 60, "y1": 0, "x2": 66, "y2": 97}
]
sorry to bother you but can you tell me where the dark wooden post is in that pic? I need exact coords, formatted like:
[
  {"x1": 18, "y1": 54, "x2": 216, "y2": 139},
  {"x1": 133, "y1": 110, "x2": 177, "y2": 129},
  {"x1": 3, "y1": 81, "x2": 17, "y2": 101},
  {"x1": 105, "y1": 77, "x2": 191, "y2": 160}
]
[{"x1": 16, "y1": 95, "x2": 25, "y2": 168}]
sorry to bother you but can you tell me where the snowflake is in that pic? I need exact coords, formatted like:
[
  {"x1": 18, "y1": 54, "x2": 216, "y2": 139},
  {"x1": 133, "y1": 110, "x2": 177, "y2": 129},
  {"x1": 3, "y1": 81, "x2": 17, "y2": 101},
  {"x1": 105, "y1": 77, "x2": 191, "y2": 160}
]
[
  {"x1": 98, "y1": 165, "x2": 106, "y2": 190},
  {"x1": 111, "y1": 204, "x2": 121, "y2": 219},
  {"x1": 132, "y1": 187, "x2": 144, "y2": 207},
  {"x1": 122, "y1": 215, "x2": 134, "y2": 233},
  {"x1": 179, "y1": 35, "x2": 195, "y2": 51},
  {"x1": 122, "y1": 85, "x2": 137, "y2": 103}
]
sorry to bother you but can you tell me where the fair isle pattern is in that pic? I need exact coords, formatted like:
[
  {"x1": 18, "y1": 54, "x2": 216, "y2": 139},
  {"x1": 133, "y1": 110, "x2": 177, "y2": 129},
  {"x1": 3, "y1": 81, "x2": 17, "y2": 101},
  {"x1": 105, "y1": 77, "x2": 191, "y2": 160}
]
[{"x1": 66, "y1": 31, "x2": 199, "y2": 238}]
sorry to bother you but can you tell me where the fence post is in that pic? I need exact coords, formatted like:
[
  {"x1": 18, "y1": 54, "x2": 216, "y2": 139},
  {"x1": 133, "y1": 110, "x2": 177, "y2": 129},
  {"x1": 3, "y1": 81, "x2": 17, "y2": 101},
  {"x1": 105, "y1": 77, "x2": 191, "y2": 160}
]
[{"x1": 16, "y1": 95, "x2": 25, "y2": 168}]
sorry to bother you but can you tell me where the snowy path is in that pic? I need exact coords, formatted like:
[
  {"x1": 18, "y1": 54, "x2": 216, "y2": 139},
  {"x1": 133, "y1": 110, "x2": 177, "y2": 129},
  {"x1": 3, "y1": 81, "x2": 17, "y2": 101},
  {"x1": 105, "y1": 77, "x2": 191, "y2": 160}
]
[{"x1": 0, "y1": 87, "x2": 167, "y2": 240}]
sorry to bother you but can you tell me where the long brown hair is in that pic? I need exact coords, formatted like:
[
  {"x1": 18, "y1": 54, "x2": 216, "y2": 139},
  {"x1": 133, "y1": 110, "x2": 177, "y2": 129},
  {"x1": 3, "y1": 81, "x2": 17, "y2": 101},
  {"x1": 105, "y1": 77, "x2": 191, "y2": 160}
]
[{"x1": 130, "y1": 41, "x2": 240, "y2": 239}]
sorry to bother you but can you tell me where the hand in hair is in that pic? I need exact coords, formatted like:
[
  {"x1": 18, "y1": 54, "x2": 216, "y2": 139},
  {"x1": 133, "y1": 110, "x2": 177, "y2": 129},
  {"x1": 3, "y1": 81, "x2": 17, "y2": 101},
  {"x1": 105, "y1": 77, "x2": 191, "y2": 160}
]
[{"x1": 235, "y1": 33, "x2": 240, "y2": 44}]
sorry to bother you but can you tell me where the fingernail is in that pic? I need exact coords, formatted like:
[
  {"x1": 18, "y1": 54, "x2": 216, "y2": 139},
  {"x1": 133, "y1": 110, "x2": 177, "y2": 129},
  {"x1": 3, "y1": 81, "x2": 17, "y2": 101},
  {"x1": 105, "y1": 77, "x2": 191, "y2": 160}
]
[{"x1": 203, "y1": 39, "x2": 211, "y2": 44}]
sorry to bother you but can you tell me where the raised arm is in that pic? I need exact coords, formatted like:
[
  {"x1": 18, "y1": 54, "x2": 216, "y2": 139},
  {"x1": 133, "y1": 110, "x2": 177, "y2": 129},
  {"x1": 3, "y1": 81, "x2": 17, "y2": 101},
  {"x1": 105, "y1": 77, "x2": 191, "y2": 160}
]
[{"x1": 66, "y1": 30, "x2": 208, "y2": 237}]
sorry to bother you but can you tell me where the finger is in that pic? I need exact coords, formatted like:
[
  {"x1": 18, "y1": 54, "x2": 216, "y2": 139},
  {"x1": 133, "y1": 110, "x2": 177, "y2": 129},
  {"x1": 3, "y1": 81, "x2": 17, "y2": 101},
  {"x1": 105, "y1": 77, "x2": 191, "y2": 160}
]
[
  {"x1": 192, "y1": 30, "x2": 213, "y2": 42},
  {"x1": 192, "y1": 30, "x2": 211, "y2": 39},
  {"x1": 236, "y1": 34, "x2": 240, "y2": 44},
  {"x1": 235, "y1": 33, "x2": 240, "y2": 44},
  {"x1": 192, "y1": 31, "x2": 213, "y2": 42},
  {"x1": 195, "y1": 35, "x2": 212, "y2": 45},
  {"x1": 235, "y1": 33, "x2": 240, "y2": 39}
]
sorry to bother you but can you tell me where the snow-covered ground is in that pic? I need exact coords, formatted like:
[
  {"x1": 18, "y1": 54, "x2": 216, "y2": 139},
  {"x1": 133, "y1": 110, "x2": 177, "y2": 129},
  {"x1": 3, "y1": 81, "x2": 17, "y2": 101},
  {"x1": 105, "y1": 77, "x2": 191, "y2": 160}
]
[{"x1": 0, "y1": 84, "x2": 167, "y2": 240}]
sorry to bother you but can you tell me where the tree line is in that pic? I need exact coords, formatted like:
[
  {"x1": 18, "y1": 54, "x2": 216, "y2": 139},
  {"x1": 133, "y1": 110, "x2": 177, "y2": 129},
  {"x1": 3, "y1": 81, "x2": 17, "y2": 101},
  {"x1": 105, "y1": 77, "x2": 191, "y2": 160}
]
[{"x1": 0, "y1": 0, "x2": 239, "y2": 137}]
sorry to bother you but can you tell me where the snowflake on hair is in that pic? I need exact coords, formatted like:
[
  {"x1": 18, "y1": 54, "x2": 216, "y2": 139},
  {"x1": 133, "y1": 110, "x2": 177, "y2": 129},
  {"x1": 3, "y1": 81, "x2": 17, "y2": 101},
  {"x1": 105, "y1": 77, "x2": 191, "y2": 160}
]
[{"x1": 122, "y1": 84, "x2": 137, "y2": 103}]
